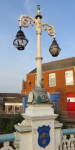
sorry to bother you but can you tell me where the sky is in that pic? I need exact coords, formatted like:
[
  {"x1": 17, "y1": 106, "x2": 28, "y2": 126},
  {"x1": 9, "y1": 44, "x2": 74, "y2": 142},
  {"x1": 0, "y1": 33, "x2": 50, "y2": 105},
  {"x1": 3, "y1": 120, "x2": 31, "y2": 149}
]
[{"x1": 0, "y1": 0, "x2": 75, "y2": 93}]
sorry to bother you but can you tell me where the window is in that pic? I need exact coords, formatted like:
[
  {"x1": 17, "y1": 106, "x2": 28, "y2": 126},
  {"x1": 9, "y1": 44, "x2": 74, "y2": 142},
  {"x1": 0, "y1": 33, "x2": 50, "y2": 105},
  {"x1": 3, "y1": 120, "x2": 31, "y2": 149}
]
[
  {"x1": 0, "y1": 105, "x2": 3, "y2": 111},
  {"x1": 0, "y1": 97, "x2": 3, "y2": 103},
  {"x1": 15, "y1": 106, "x2": 19, "y2": 114},
  {"x1": 67, "y1": 97, "x2": 75, "y2": 102},
  {"x1": 65, "y1": 70, "x2": 74, "y2": 85},
  {"x1": 8, "y1": 105, "x2": 12, "y2": 113},
  {"x1": 49, "y1": 73, "x2": 56, "y2": 87}
]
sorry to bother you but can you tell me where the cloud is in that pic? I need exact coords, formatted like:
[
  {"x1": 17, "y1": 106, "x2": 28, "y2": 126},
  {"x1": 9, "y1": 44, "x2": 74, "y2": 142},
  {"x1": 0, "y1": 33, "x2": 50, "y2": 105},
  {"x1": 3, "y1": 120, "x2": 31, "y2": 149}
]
[{"x1": 24, "y1": 0, "x2": 33, "y2": 11}]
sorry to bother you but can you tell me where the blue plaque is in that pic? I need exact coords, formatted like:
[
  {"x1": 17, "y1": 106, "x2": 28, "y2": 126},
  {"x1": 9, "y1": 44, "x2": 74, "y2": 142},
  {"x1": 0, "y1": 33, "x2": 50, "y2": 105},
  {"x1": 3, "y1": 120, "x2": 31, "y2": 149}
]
[{"x1": 37, "y1": 125, "x2": 51, "y2": 148}]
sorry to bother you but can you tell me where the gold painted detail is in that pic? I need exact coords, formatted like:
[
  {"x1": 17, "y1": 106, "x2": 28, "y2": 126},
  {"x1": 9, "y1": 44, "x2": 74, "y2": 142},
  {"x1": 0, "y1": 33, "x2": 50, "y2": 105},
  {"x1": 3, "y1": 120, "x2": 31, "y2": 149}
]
[
  {"x1": 40, "y1": 133, "x2": 49, "y2": 138},
  {"x1": 42, "y1": 139, "x2": 46, "y2": 145},
  {"x1": 40, "y1": 133, "x2": 49, "y2": 145}
]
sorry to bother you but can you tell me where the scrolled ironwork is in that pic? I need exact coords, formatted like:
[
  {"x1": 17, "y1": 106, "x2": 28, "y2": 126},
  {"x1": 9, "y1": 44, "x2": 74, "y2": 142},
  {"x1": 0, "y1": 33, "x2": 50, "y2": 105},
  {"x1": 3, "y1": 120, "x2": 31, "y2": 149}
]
[
  {"x1": 19, "y1": 15, "x2": 56, "y2": 37},
  {"x1": 19, "y1": 15, "x2": 35, "y2": 28},
  {"x1": 42, "y1": 22, "x2": 55, "y2": 38}
]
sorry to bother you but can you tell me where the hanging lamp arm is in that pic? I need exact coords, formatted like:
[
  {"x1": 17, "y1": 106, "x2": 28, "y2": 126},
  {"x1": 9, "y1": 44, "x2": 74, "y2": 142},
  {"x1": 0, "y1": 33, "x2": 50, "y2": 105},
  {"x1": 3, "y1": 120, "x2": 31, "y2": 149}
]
[
  {"x1": 42, "y1": 22, "x2": 56, "y2": 39},
  {"x1": 18, "y1": 14, "x2": 35, "y2": 28}
]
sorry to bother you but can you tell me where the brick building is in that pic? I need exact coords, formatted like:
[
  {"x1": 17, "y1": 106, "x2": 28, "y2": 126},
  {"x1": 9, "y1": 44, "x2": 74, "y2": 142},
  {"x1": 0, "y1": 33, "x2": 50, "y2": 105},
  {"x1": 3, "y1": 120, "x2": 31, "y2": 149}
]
[
  {"x1": 22, "y1": 57, "x2": 75, "y2": 111},
  {"x1": 0, "y1": 93, "x2": 23, "y2": 114},
  {"x1": 21, "y1": 80, "x2": 26, "y2": 95}
]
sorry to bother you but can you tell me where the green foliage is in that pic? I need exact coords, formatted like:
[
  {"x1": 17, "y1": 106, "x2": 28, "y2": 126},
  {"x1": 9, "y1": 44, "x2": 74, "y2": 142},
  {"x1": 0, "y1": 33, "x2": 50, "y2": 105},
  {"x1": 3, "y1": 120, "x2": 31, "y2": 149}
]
[
  {"x1": 0, "y1": 114, "x2": 24, "y2": 134},
  {"x1": 54, "y1": 109, "x2": 62, "y2": 122},
  {"x1": 54, "y1": 109, "x2": 68, "y2": 129},
  {"x1": 0, "y1": 118, "x2": 11, "y2": 133},
  {"x1": 62, "y1": 121, "x2": 68, "y2": 129},
  {"x1": 67, "y1": 135, "x2": 70, "y2": 139}
]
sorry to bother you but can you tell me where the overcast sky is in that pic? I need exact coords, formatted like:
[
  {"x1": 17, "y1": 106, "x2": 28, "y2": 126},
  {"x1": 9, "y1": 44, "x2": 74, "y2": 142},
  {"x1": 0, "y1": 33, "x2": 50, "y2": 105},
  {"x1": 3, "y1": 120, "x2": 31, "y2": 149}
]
[{"x1": 0, "y1": 0, "x2": 75, "y2": 93}]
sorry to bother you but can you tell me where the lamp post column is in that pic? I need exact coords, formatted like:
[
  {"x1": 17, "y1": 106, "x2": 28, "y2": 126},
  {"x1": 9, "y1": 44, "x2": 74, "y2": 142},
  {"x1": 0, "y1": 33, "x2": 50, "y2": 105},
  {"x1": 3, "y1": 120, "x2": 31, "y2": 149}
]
[
  {"x1": 35, "y1": 33, "x2": 43, "y2": 87},
  {"x1": 35, "y1": 11, "x2": 43, "y2": 87}
]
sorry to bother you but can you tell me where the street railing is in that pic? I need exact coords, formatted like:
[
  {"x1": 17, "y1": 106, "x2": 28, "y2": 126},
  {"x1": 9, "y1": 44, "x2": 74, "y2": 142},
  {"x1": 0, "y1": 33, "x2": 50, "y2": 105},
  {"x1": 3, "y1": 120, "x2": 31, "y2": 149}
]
[
  {"x1": 0, "y1": 133, "x2": 15, "y2": 150},
  {"x1": 61, "y1": 111, "x2": 75, "y2": 119},
  {"x1": 0, "y1": 127, "x2": 75, "y2": 150},
  {"x1": 0, "y1": 110, "x2": 24, "y2": 114},
  {"x1": 58, "y1": 128, "x2": 75, "y2": 150}
]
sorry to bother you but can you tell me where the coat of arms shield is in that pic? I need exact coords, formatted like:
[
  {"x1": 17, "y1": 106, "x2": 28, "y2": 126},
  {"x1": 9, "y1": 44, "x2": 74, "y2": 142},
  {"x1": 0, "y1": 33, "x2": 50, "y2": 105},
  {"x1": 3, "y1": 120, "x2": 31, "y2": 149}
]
[{"x1": 37, "y1": 125, "x2": 51, "y2": 148}]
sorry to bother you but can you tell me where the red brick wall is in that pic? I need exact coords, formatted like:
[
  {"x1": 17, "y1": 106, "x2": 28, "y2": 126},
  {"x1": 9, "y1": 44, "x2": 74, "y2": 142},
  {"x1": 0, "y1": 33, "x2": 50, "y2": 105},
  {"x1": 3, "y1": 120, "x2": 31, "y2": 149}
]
[
  {"x1": 26, "y1": 74, "x2": 36, "y2": 94},
  {"x1": 25, "y1": 67, "x2": 75, "y2": 111}
]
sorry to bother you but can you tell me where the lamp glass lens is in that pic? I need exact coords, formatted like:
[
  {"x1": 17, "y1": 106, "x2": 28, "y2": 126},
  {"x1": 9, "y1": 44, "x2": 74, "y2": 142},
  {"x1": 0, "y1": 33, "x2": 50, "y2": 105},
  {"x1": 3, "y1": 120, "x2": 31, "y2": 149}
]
[{"x1": 17, "y1": 39, "x2": 23, "y2": 45}]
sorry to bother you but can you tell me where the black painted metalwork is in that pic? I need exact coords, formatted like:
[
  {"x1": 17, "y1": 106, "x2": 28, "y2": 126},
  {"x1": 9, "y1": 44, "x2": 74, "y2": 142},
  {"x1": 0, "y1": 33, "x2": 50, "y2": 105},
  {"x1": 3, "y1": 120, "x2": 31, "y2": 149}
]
[
  {"x1": 13, "y1": 27, "x2": 28, "y2": 50},
  {"x1": 49, "y1": 38, "x2": 61, "y2": 57}
]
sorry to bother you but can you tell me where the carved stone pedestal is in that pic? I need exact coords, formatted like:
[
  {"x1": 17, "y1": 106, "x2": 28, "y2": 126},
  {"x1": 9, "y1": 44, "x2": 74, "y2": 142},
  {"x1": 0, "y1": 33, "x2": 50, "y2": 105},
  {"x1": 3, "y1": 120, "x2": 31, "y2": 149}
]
[{"x1": 14, "y1": 103, "x2": 58, "y2": 150}]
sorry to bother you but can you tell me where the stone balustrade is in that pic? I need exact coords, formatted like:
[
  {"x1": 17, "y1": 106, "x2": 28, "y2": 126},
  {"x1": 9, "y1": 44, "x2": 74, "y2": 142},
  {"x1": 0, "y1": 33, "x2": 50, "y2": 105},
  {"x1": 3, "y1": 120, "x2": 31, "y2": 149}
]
[
  {"x1": 59, "y1": 128, "x2": 75, "y2": 150},
  {"x1": 0, "y1": 133, "x2": 17, "y2": 150},
  {"x1": 0, "y1": 125, "x2": 75, "y2": 150}
]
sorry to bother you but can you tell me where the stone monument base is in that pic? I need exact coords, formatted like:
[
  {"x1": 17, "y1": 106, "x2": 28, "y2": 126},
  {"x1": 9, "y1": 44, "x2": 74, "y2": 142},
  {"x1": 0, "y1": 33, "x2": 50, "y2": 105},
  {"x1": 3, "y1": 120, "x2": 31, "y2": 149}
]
[{"x1": 15, "y1": 103, "x2": 58, "y2": 150}]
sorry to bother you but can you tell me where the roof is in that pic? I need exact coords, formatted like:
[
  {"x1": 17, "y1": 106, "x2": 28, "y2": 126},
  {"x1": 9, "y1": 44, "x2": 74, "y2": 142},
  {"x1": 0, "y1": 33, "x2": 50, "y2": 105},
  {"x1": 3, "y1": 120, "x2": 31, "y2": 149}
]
[
  {"x1": 0, "y1": 93, "x2": 23, "y2": 98},
  {"x1": 0, "y1": 93, "x2": 23, "y2": 103},
  {"x1": 28, "y1": 57, "x2": 75, "y2": 74},
  {"x1": 3, "y1": 97, "x2": 22, "y2": 103}
]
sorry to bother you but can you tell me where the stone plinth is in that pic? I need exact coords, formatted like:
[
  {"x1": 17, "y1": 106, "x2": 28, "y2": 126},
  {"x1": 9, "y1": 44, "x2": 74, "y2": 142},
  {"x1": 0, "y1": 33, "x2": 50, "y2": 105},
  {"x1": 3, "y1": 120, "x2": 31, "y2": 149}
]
[{"x1": 14, "y1": 103, "x2": 58, "y2": 150}]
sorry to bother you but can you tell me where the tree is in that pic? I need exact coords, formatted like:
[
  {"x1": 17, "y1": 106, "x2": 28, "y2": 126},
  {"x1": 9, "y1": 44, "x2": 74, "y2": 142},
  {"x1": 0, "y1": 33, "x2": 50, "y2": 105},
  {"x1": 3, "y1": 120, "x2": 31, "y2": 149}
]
[{"x1": 0, "y1": 114, "x2": 24, "y2": 134}]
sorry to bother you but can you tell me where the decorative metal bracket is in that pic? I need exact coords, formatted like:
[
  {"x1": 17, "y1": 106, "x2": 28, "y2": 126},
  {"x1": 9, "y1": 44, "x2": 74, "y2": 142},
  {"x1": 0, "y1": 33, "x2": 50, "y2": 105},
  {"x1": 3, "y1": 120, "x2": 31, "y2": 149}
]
[
  {"x1": 19, "y1": 14, "x2": 35, "y2": 28},
  {"x1": 42, "y1": 22, "x2": 55, "y2": 38},
  {"x1": 18, "y1": 14, "x2": 55, "y2": 38}
]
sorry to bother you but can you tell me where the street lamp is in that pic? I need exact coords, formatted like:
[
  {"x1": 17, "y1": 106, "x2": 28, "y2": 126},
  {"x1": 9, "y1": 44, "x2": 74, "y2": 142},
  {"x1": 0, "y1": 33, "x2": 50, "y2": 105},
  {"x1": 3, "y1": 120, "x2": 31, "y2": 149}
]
[
  {"x1": 49, "y1": 38, "x2": 61, "y2": 57},
  {"x1": 13, "y1": 26, "x2": 28, "y2": 50},
  {"x1": 13, "y1": 5, "x2": 61, "y2": 103}
]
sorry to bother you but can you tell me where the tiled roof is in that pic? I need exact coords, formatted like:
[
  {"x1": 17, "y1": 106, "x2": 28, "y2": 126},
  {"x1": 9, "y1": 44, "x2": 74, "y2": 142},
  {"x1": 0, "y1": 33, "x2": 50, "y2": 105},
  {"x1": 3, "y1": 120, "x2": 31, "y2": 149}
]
[
  {"x1": 0, "y1": 93, "x2": 23, "y2": 98},
  {"x1": 28, "y1": 57, "x2": 75, "y2": 74},
  {"x1": 3, "y1": 97, "x2": 22, "y2": 103},
  {"x1": 0, "y1": 93, "x2": 24, "y2": 103}
]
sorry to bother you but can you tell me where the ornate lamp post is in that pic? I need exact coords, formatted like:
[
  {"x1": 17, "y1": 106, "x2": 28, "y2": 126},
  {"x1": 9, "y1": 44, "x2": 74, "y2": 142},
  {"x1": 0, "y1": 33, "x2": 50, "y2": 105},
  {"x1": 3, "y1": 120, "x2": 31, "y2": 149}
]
[{"x1": 13, "y1": 5, "x2": 61, "y2": 103}]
